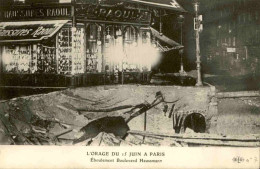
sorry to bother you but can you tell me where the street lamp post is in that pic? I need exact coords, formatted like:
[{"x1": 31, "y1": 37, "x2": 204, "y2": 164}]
[
  {"x1": 178, "y1": 15, "x2": 185, "y2": 74},
  {"x1": 193, "y1": 0, "x2": 203, "y2": 86}
]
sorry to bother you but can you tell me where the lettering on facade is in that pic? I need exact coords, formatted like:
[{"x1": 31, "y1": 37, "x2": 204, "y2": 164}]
[
  {"x1": 1, "y1": 7, "x2": 71, "y2": 20},
  {"x1": 0, "y1": 29, "x2": 33, "y2": 37},
  {"x1": 0, "y1": 25, "x2": 59, "y2": 40},
  {"x1": 76, "y1": 4, "x2": 151, "y2": 23}
]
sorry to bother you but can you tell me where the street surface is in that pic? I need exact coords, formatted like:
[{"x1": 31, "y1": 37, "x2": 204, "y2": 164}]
[
  {"x1": 204, "y1": 74, "x2": 260, "y2": 92},
  {"x1": 210, "y1": 97, "x2": 260, "y2": 135}
]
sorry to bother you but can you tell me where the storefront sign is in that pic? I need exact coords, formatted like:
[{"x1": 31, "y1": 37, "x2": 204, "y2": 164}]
[
  {"x1": 76, "y1": 4, "x2": 151, "y2": 24},
  {"x1": 227, "y1": 48, "x2": 236, "y2": 53},
  {"x1": 0, "y1": 20, "x2": 68, "y2": 42},
  {"x1": 0, "y1": 6, "x2": 71, "y2": 21}
]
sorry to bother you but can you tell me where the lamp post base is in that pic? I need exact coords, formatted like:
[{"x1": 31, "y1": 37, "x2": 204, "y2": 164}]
[{"x1": 195, "y1": 82, "x2": 203, "y2": 86}]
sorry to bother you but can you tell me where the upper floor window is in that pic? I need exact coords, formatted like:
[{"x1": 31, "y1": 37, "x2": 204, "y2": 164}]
[
  {"x1": 256, "y1": 30, "x2": 260, "y2": 43},
  {"x1": 14, "y1": 0, "x2": 25, "y2": 3},
  {"x1": 238, "y1": 15, "x2": 241, "y2": 23},
  {"x1": 243, "y1": 13, "x2": 246, "y2": 23},
  {"x1": 24, "y1": 0, "x2": 59, "y2": 4},
  {"x1": 59, "y1": 0, "x2": 71, "y2": 3},
  {"x1": 248, "y1": 13, "x2": 252, "y2": 22},
  {"x1": 233, "y1": 37, "x2": 236, "y2": 46},
  {"x1": 228, "y1": 37, "x2": 232, "y2": 46}
]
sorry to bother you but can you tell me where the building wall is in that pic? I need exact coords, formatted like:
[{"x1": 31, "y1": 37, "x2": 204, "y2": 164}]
[{"x1": 201, "y1": 0, "x2": 260, "y2": 75}]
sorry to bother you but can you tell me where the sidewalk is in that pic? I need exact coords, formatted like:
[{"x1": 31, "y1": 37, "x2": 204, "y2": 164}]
[{"x1": 204, "y1": 74, "x2": 260, "y2": 92}]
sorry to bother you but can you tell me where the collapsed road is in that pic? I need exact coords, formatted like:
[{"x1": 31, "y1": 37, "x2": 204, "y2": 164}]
[{"x1": 0, "y1": 85, "x2": 259, "y2": 146}]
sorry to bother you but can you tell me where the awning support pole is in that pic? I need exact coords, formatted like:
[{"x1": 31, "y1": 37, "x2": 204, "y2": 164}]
[
  {"x1": 71, "y1": 0, "x2": 76, "y2": 84},
  {"x1": 72, "y1": 0, "x2": 76, "y2": 28}
]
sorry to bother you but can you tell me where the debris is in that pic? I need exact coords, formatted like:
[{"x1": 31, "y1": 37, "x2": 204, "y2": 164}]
[
  {"x1": 89, "y1": 132, "x2": 134, "y2": 146},
  {"x1": 185, "y1": 128, "x2": 195, "y2": 134},
  {"x1": 77, "y1": 105, "x2": 134, "y2": 113},
  {"x1": 0, "y1": 120, "x2": 13, "y2": 145},
  {"x1": 73, "y1": 116, "x2": 130, "y2": 144},
  {"x1": 1, "y1": 86, "x2": 258, "y2": 147},
  {"x1": 73, "y1": 92, "x2": 168, "y2": 144},
  {"x1": 31, "y1": 126, "x2": 47, "y2": 134}
]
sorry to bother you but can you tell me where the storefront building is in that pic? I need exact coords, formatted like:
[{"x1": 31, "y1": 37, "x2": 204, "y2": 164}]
[{"x1": 0, "y1": 0, "x2": 185, "y2": 87}]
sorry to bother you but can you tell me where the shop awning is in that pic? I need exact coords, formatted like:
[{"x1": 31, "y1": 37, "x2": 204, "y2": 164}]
[
  {"x1": 150, "y1": 27, "x2": 183, "y2": 52},
  {"x1": 123, "y1": 0, "x2": 186, "y2": 12},
  {"x1": 0, "y1": 20, "x2": 69, "y2": 43}
]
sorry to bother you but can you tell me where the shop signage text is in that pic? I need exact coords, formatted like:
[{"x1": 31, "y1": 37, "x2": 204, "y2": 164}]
[
  {"x1": 227, "y1": 48, "x2": 236, "y2": 53},
  {"x1": 76, "y1": 4, "x2": 151, "y2": 24},
  {"x1": 0, "y1": 24, "x2": 60, "y2": 41},
  {"x1": 1, "y1": 6, "x2": 71, "y2": 20}
]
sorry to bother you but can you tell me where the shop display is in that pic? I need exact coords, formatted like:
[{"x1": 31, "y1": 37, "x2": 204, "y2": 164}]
[
  {"x1": 36, "y1": 44, "x2": 56, "y2": 74},
  {"x1": 3, "y1": 45, "x2": 31, "y2": 73},
  {"x1": 86, "y1": 24, "x2": 101, "y2": 73},
  {"x1": 72, "y1": 27, "x2": 85, "y2": 74},
  {"x1": 57, "y1": 27, "x2": 72, "y2": 75},
  {"x1": 3, "y1": 44, "x2": 57, "y2": 74},
  {"x1": 2, "y1": 24, "x2": 153, "y2": 76}
]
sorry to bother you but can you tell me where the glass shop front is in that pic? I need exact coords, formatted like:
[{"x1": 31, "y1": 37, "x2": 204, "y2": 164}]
[
  {"x1": 0, "y1": 20, "x2": 86, "y2": 86},
  {"x1": 0, "y1": 1, "x2": 181, "y2": 87}
]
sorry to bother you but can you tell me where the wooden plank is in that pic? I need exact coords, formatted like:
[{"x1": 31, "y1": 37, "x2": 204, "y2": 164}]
[
  {"x1": 174, "y1": 139, "x2": 260, "y2": 147},
  {"x1": 0, "y1": 86, "x2": 67, "y2": 89},
  {"x1": 217, "y1": 91, "x2": 260, "y2": 99},
  {"x1": 128, "y1": 130, "x2": 260, "y2": 142}
]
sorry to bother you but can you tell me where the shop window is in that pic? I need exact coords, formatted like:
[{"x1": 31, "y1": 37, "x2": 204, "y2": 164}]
[
  {"x1": 124, "y1": 26, "x2": 137, "y2": 45},
  {"x1": 233, "y1": 37, "x2": 236, "y2": 46},
  {"x1": 141, "y1": 31, "x2": 151, "y2": 44},
  {"x1": 35, "y1": 44, "x2": 56, "y2": 74},
  {"x1": 85, "y1": 24, "x2": 102, "y2": 73},
  {"x1": 123, "y1": 26, "x2": 139, "y2": 72},
  {"x1": 57, "y1": 27, "x2": 72, "y2": 75},
  {"x1": 3, "y1": 39, "x2": 57, "y2": 74},
  {"x1": 105, "y1": 25, "x2": 115, "y2": 47},
  {"x1": 72, "y1": 27, "x2": 85, "y2": 74},
  {"x1": 56, "y1": 26, "x2": 85, "y2": 75},
  {"x1": 2, "y1": 25, "x2": 85, "y2": 75},
  {"x1": 2, "y1": 45, "x2": 31, "y2": 73}
]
